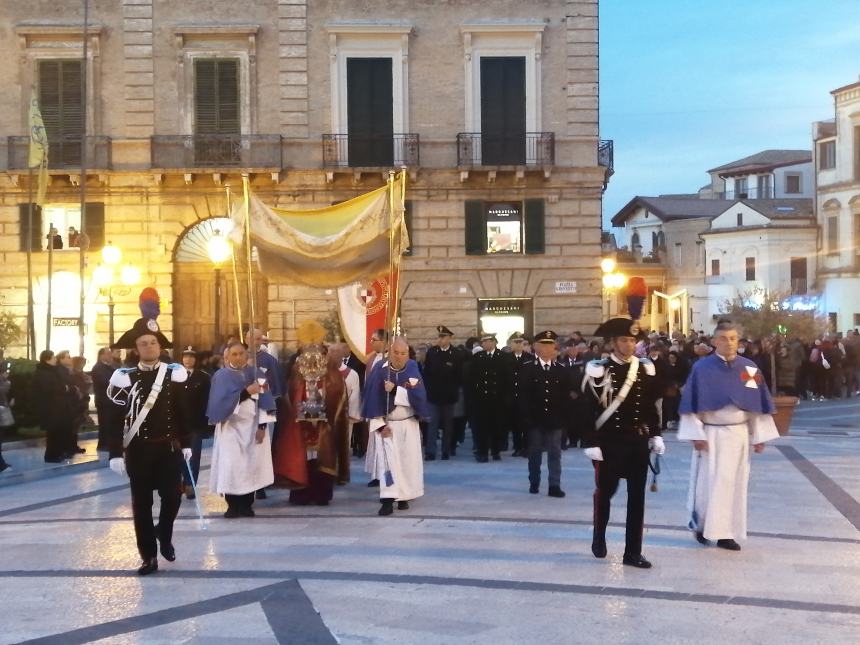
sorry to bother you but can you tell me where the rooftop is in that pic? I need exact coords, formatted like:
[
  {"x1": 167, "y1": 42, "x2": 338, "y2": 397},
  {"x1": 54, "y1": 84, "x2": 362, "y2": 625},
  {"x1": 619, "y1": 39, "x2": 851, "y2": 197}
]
[{"x1": 707, "y1": 149, "x2": 812, "y2": 176}]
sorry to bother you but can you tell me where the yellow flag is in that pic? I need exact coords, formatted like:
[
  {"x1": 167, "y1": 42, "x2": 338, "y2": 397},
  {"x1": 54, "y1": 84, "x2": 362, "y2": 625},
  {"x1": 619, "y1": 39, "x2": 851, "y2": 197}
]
[{"x1": 28, "y1": 91, "x2": 49, "y2": 205}]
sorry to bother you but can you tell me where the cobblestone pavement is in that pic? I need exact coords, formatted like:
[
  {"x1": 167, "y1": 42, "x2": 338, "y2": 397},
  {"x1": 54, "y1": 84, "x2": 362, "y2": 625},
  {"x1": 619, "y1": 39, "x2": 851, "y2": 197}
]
[{"x1": 1, "y1": 400, "x2": 859, "y2": 644}]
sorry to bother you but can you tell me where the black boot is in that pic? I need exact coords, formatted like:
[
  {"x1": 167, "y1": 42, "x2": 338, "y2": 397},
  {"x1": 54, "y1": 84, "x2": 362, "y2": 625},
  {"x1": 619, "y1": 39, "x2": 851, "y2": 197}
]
[
  {"x1": 592, "y1": 532, "x2": 607, "y2": 558},
  {"x1": 378, "y1": 499, "x2": 394, "y2": 516},
  {"x1": 622, "y1": 554, "x2": 652, "y2": 569},
  {"x1": 137, "y1": 557, "x2": 158, "y2": 576},
  {"x1": 367, "y1": 479, "x2": 380, "y2": 487},
  {"x1": 397, "y1": 501, "x2": 409, "y2": 510}
]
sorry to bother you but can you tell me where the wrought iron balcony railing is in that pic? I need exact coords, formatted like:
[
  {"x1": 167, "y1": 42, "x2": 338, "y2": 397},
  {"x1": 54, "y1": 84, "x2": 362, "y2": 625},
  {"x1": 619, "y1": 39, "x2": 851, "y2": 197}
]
[
  {"x1": 322, "y1": 133, "x2": 419, "y2": 168},
  {"x1": 150, "y1": 134, "x2": 283, "y2": 169},
  {"x1": 7, "y1": 135, "x2": 112, "y2": 170},
  {"x1": 456, "y1": 132, "x2": 555, "y2": 167}
]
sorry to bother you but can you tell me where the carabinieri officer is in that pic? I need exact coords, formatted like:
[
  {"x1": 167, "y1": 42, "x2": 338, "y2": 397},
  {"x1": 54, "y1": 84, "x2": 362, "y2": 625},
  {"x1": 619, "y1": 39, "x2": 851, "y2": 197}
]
[
  {"x1": 581, "y1": 317, "x2": 664, "y2": 569},
  {"x1": 107, "y1": 305, "x2": 191, "y2": 576}
]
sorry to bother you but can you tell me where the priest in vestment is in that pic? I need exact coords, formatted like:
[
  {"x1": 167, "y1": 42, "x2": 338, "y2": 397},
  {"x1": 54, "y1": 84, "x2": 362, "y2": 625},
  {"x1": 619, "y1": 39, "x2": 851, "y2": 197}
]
[
  {"x1": 331, "y1": 342, "x2": 362, "y2": 485},
  {"x1": 273, "y1": 331, "x2": 349, "y2": 505},
  {"x1": 678, "y1": 320, "x2": 779, "y2": 550},
  {"x1": 362, "y1": 337, "x2": 427, "y2": 516},
  {"x1": 207, "y1": 342, "x2": 276, "y2": 518}
]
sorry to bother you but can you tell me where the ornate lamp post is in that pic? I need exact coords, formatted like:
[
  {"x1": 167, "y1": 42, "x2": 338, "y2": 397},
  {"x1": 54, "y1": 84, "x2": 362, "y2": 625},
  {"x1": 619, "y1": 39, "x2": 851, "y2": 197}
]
[
  {"x1": 206, "y1": 229, "x2": 232, "y2": 352},
  {"x1": 94, "y1": 242, "x2": 141, "y2": 345},
  {"x1": 600, "y1": 257, "x2": 627, "y2": 318}
]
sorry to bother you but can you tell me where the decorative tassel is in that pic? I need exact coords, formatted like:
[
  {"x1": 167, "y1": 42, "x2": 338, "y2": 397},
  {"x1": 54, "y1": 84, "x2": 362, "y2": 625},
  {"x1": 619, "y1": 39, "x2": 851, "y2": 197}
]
[{"x1": 626, "y1": 276, "x2": 647, "y2": 320}]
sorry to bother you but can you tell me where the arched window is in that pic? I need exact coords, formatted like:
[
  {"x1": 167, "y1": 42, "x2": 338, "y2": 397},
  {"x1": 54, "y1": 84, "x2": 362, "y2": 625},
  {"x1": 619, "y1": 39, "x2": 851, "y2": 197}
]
[{"x1": 631, "y1": 231, "x2": 641, "y2": 248}]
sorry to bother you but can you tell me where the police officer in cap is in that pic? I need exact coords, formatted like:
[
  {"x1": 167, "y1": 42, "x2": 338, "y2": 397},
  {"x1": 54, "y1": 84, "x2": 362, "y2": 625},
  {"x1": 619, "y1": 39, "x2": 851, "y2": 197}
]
[
  {"x1": 468, "y1": 332, "x2": 511, "y2": 462},
  {"x1": 519, "y1": 330, "x2": 574, "y2": 497},
  {"x1": 180, "y1": 346, "x2": 211, "y2": 499},
  {"x1": 423, "y1": 325, "x2": 464, "y2": 460},
  {"x1": 106, "y1": 299, "x2": 192, "y2": 576},
  {"x1": 581, "y1": 317, "x2": 664, "y2": 569},
  {"x1": 507, "y1": 332, "x2": 534, "y2": 456}
]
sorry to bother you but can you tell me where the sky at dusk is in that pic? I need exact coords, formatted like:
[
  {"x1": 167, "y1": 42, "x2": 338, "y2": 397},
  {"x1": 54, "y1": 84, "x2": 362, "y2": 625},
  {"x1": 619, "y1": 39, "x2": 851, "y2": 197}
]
[{"x1": 599, "y1": 0, "x2": 860, "y2": 228}]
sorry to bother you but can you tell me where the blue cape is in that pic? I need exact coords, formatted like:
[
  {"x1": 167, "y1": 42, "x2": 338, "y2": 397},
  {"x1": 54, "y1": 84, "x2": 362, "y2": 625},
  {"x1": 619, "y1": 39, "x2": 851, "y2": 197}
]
[
  {"x1": 256, "y1": 350, "x2": 284, "y2": 398},
  {"x1": 362, "y1": 359, "x2": 428, "y2": 419},
  {"x1": 679, "y1": 353, "x2": 775, "y2": 415},
  {"x1": 206, "y1": 365, "x2": 276, "y2": 425}
]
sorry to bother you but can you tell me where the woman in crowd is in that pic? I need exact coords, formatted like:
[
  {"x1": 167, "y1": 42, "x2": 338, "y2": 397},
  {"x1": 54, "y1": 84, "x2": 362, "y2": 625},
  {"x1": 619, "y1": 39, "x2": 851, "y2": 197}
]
[{"x1": 33, "y1": 350, "x2": 73, "y2": 463}]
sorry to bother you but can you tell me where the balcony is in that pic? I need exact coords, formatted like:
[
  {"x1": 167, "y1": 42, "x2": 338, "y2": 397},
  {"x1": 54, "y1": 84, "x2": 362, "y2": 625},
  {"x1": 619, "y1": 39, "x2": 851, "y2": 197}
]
[
  {"x1": 457, "y1": 132, "x2": 555, "y2": 167},
  {"x1": 790, "y1": 278, "x2": 808, "y2": 295},
  {"x1": 150, "y1": 134, "x2": 283, "y2": 169},
  {"x1": 321, "y1": 134, "x2": 419, "y2": 168},
  {"x1": 7, "y1": 135, "x2": 112, "y2": 170}
]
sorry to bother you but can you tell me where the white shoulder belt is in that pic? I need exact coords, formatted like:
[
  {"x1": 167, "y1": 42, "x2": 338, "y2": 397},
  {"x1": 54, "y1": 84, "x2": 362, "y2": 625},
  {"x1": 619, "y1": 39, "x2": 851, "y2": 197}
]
[
  {"x1": 123, "y1": 363, "x2": 168, "y2": 448},
  {"x1": 595, "y1": 356, "x2": 639, "y2": 431}
]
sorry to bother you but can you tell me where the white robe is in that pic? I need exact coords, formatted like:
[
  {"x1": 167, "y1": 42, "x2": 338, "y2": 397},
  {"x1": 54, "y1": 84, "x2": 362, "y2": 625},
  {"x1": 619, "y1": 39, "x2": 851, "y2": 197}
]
[
  {"x1": 678, "y1": 404, "x2": 779, "y2": 541},
  {"x1": 209, "y1": 399, "x2": 275, "y2": 495},
  {"x1": 363, "y1": 354, "x2": 385, "y2": 476},
  {"x1": 340, "y1": 365, "x2": 362, "y2": 446},
  {"x1": 368, "y1": 387, "x2": 424, "y2": 501}
]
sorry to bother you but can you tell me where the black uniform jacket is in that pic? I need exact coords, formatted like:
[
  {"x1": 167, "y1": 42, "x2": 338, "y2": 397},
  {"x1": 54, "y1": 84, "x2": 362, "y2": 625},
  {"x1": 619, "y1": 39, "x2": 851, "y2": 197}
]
[
  {"x1": 509, "y1": 351, "x2": 535, "y2": 401},
  {"x1": 183, "y1": 368, "x2": 211, "y2": 430},
  {"x1": 583, "y1": 357, "x2": 661, "y2": 449},
  {"x1": 107, "y1": 364, "x2": 191, "y2": 458},
  {"x1": 468, "y1": 349, "x2": 512, "y2": 403},
  {"x1": 518, "y1": 359, "x2": 575, "y2": 430},
  {"x1": 423, "y1": 345, "x2": 465, "y2": 405}
]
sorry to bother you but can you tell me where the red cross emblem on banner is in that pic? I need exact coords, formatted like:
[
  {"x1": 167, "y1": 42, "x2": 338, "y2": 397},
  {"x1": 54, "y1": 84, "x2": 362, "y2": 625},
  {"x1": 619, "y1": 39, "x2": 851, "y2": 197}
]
[{"x1": 741, "y1": 366, "x2": 761, "y2": 389}]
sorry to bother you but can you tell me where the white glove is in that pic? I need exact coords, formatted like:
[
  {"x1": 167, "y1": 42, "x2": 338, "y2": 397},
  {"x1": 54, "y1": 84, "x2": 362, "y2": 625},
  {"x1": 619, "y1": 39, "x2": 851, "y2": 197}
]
[
  {"x1": 649, "y1": 436, "x2": 666, "y2": 455},
  {"x1": 182, "y1": 448, "x2": 193, "y2": 461},
  {"x1": 584, "y1": 447, "x2": 604, "y2": 461},
  {"x1": 109, "y1": 457, "x2": 127, "y2": 476}
]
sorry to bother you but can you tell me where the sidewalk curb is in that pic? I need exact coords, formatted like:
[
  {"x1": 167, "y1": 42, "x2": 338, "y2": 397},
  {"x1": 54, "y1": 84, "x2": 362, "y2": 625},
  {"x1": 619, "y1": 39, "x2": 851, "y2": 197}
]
[{"x1": 0, "y1": 453, "x2": 108, "y2": 488}]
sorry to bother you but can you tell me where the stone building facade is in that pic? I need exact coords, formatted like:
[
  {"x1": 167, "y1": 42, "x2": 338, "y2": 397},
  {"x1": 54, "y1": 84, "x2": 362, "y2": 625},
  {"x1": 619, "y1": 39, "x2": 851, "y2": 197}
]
[{"x1": 0, "y1": 0, "x2": 609, "y2": 359}]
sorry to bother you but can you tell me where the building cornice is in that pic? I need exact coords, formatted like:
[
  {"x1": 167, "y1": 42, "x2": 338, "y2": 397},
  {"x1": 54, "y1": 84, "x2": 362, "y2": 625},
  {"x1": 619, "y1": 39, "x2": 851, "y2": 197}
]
[
  {"x1": 325, "y1": 22, "x2": 413, "y2": 35},
  {"x1": 460, "y1": 21, "x2": 546, "y2": 33},
  {"x1": 15, "y1": 23, "x2": 104, "y2": 37}
]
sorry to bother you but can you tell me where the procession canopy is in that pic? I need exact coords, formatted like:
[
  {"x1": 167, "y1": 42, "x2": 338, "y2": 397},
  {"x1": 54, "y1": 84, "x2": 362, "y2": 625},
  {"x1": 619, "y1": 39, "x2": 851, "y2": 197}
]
[{"x1": 231, "y1": 173, "x2": 408, "y2": 289}]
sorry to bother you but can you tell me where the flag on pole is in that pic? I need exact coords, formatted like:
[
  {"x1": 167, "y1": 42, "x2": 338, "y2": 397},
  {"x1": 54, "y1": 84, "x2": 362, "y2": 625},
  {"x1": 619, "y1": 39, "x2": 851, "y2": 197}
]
[
  {"x1": 28, "y1": 91, "x2": 49, "y2": 206},
  {"x1": 337, "y1": 272, "x2": 400, "y2": 362}
]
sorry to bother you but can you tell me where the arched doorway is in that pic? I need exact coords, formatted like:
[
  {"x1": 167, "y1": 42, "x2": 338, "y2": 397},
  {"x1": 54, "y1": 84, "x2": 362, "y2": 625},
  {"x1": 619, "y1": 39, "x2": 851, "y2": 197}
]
[{"x1": 172, "y1": 217, "x2": 268, "y2": 352}]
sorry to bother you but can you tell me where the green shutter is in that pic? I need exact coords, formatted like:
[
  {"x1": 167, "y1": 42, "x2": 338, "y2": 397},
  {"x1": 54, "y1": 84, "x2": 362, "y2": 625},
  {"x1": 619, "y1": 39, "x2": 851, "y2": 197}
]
[
  {"x1": 465, "y1": 200, "x2": 485, "y2": 255},
  {"x1": 38, "y1": 60, "x2": 83, "y2": 164},
  {"x1": 194, "y1": 59, "x2": 240, "y2": 134},
  {"x1": 18, "y1": 204, "x2": 43, "y2": 252},
  {"x1": 403, "y1": 200, "x2": 413, "y2": 256},
  {"x1": 523, "y1": 199, "x2": 545, "y2": 254},
  {"x1": 84, "y1": 203, "x2": 105, "y2": 249}
]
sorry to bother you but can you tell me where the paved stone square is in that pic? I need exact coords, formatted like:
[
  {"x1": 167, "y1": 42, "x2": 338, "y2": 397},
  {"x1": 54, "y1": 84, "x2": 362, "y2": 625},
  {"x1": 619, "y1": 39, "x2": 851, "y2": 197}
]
[{"x1": 1, "y1": 400, "x2": 859, "y2": 644}]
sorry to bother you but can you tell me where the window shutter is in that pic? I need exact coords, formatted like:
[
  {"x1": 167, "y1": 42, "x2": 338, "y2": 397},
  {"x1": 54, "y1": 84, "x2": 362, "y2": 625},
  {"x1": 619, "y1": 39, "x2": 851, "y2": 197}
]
[
  {"x1": 19, "y1": 204, "x2": 43, "y2": 252},
  {"x1": 84, "y1": 203, "x2": 105, "y2": 249},
  {"x1": 194, "y1": 59, "x2": 240, "y2": 135},
  {"x1": 38, "y1": 60, "x2": 83, "y2": 165},
  {"x1": 464, "y1": 200, "x2": 485, "y2": 255},
  {"x1": 403, "y1": 200, "x2": 413, "y2": 256},
  {"x1": 38, "y1": 61, "x2": 62, "y2": 141},
  {"x1": 523, "y1": 199, "x2": 545, "y2": 254}
]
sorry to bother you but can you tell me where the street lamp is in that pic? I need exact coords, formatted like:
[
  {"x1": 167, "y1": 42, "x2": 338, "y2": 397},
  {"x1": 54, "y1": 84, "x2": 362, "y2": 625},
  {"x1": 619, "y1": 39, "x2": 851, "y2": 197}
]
[
  {"x1": 95, "y1": 242, "x2": 140, "y2": 345},
  {"x1": 207, "y1": 229, "x2": 232, "y2": 351},
  {"x1": 600, "y1": 257, "x2": 627, "y2": 318}
]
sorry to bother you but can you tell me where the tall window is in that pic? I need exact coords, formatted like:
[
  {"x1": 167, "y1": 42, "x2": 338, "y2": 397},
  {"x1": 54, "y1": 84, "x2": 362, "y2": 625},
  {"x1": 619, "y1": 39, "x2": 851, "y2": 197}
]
[
  {"x1": 673, "y1": 243, "x2": 682, "y2": 267},
  {"x1": 790, "y1": 257, "x2": 807, "y2": 295},
  {"x1": 734, "y1": 177, "x2": 748, "y2": 198},
  {"x1": 785, "y1": 173, "x2": 802, "y2": 194},
  {"x1": 736, "y1": 212, "x2": 744, "y2": 227},
  {"x1": 818, "y1": 140, "x2": 836, "y2": 170},
  {"x1": 480, "y1": 57, "x2": 526, "y2": 165},
  {"x1": 855, "y1": 127, "x2": 860, "y2": 181},
  {"x1": 194, "y1": 59, "x2": 240, "y2": 164},
  {"x1": 696, "y1": 241, "x2": 704, "y2": 266},
  {"x1": 828, "y1": 215, "x2": 839, "y2": 253},
  {"x1": 745, "y1": 257, "x2": 756, "y2": 281},
  {"x1": 756, "y1": 175, "x2": 771, "y2": 198},
  {"x1": 38, "y1": 60, "x2": 84, "y2": 165},
  {"x1": 711, "y1": 258, "x2": 720, "y2": 276},
  {"x1": 347, "y1": 57, "x2": 394, "y2": 166}
]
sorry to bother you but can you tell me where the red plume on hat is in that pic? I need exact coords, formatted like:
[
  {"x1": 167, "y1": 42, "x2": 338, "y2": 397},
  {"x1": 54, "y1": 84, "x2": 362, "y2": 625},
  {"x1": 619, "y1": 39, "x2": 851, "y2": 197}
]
[
  {"x1": 626, "y1": 277, "x2": 647, "y2": 321},
  {"x1": 139, "y1": 287, "x2": 161, "y2": 320}
]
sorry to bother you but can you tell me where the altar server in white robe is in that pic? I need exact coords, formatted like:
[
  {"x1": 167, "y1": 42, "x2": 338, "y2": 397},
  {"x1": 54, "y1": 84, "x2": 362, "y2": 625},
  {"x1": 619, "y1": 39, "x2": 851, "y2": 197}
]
[
  {"x1": 678, "y1": 320, "x2": 779, "y2": 550},
  {"x1": 207, "y1": 342, "x2": 276, "y2": 518},
  {"x1": 363, "y1": 329, "x2": 388, "y2": 485},
  {"x1": 362, "y1": 337, "x2": 427, "y2": 516}
]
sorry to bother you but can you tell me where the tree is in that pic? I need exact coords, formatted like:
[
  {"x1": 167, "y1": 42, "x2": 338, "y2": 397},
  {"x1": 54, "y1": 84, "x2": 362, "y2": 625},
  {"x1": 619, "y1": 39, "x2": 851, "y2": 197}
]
[
  {"x1": 0, "y1": 310, "x2": 22, "y2": 357},
  {"x1": 719, "y1": 289, "x2": 828, "y2": 342}
]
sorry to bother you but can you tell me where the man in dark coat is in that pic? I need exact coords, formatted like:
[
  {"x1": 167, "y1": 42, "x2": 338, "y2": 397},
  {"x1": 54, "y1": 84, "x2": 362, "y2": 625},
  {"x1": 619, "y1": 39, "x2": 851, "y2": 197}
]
[
  {"x1": 179, "y1": 346, "x2": 211, "y2": 499},
  {"x1": 519, "y1": 331, "x2": 573, "y2": 497},
  {"x1": 422, "y1": 325, "x2": 464, "y2": 460},
  {"x1": 506, "y1": 332, "x2": 534, "y2": 457},
  {"x1": 581, "y1": 317, "x2": 664, "y2": 569},
  {"x1": 33, "y1": 350, "x2": 72, "y2": 463},
  {"x1": 468, "y1": 333, "x2": 511, "y2": 462},
  {"x1": 92, "y1": 347, "x2": 118, "y2": 452},
  {"x1": 106, "y1": 313, "x2": 191, "y2": 576}
]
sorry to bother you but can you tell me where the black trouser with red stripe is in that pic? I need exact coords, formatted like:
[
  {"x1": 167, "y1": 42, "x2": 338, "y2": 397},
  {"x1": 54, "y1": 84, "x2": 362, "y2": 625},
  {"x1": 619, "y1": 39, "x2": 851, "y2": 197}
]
[{"x1": 591, "y1": 434, "x2": 650, "y2": 558}]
